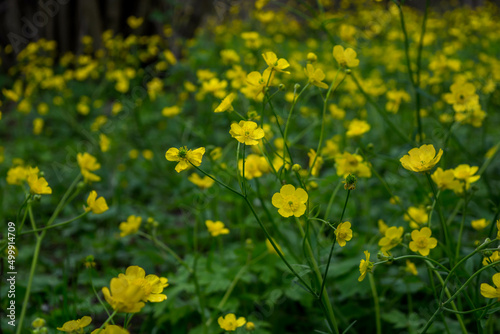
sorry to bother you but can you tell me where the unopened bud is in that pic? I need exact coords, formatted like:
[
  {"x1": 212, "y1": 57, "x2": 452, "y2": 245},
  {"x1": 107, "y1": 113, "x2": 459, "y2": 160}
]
[
  {"x1": 292, "y1": 164, "x2": 302, "y2": 172},
  {"x1": 307, "y1": 52, "x2": 317, "y2": 63},
  {"x1": 278, "y1": 83, "x2": 286, "y2": 91}
]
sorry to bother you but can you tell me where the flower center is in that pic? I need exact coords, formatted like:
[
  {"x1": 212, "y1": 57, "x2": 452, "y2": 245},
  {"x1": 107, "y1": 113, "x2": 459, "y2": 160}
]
[{"x1": 416, "y1": 237, "x2": 428, "y2": 248}]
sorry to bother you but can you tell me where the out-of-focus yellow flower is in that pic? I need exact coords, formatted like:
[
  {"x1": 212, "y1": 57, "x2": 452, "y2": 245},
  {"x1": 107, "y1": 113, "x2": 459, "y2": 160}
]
[
  {"x1": 378, "y1": 219, "x2": 388, "y2": 234},
  {"x1": 404, "y1": 206, "x2": 428, "y2": 229},
  {"x1": 405, "y1": 260, "x2": 418, "y2": 276},
  {"x1": 218, "y1": 314, "x2": 246, "y2": 331},
  {"x1": 480, "y1": 273, "x2": 500, "y2": 300},
  {"x1": 262, "y1": 51, "x2": 290, "y2": 74},
  {"x1": 119, "y1": 215, "x2": 142, "y2": 237},
  {"x1": 188, "y1": 173, "x2": 215, "y2": 189},
  {"x1": 304, "y1": 64, "x2": 328, "y2": 89},
  {"x1": 27, "y1": 174, "x2": 52, "y2": 195},
  {"x1": 37, "y1": 103, "x2": 49, "y2": 115},
  {"x1": 77, "y1": 152, "x2": 101, "y2": 183},
  {"x1": 453, "y1": 164, "x2": 480, "y2": 187},
  {"x1": 31, "y1": 318, "x2": 46, "y2": 329},
  {"x1": 229, "y1": 121, "x2": 265, "y2": 145},
  {"x1": 246, "y1": 68, "x2": 274, "y2": 97},
  {"x1": 378, "y1": 226, "x2": 404, "y2": 253},
  {"x1": 214, "y1": 93, "x2": 235, "y2": 113},
  {"x1": 443, "y1": 81, "x2": 479, "y2": 112},
  {"x1": 57, "y1": 316, "x2": 92, "y2": 332},
  {"x1": 400, "y1": 144, "x2": 443, "y2": 173},
  {"x1": 335, "y1": 222, "x2": 353, "y2": 247},
  {"x1": 165, "y1": 146, "x2": 205, "y2": 173},
  {"x1": 431, "y1": 167, "x2": 461, "y2": 192},
  {"x1": 471, "y1": 218, "x2": 489, "y2": 231},
  {"x1": 346, "y1": 119, "x2": 370, "y2": 137},
  {"x1": 308, "y1": 149, "x2": 323, "y2": 176},
  {"x1": 100, "y1": 134, "x2": 110, "y2": 152},
  {"x1": 334, "y1": 152, "x2": 371, "y2": 178},
  {"x1": 91, "y1": 325, "x2": 130, "y2": 334},
  {"x1": 86, "y1": 190, "x2": 109, "y2": 214},
  {"x1": 206, "y1": 220, "x2": 230, "y2": 237},
  {"x1": 112, "y1": 102, "x2": 123, "y2": 115},
  {"x1": 272, "y1": 184, "x2": 308, "y2": 218},
  {"x1": 129, "y1": 149, "x2": 139, "y2": 159},
  {"x1": 238, "y1": 154, "x2": 270, "y2": 179},
  {"x1": 333, "y1": 45, "x2": 360, "y2": 68},
  {"x1": 409, "y1": 227, "x2": 437, "y2": 256},
  {"x1": 246, "y1": 321, "x2": 256, "y2": 331},
  {"x1": 329, "y1": 104, "x2": 345, "y2": 120},
  {"x1": 358, "y1": 250, "x2": 373, "y2": 282},
  {"x1": 6, "y1": 166, "x2": 38, "y2": 185},
  {"x1": 33, "y1": 118, "x2": 44, "y2": 135},
  {"x1": 265, "y1": 238, "x2": 282, "y2": 255},
  {"x1": 162, "y1": 106, "x2": 181, "y2": 117},
  {"x1": 142, "y1": 149, "x2": 153, "y2": 160},
  {"x1": 127, "y1": 16, "x2": 144, "y2": 29}
]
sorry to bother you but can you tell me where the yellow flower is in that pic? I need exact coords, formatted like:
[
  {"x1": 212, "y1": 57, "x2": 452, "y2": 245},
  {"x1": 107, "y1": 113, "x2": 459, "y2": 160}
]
[
  {"x1": 32, "y1": 317, "x2": 46, "y2": 329},
  {"x1": 118, "y1": 266, "x2": 168, "y2": 303},
  {"x1": 6, "y1": 166, "x2": 38, "y2": 185},
  {"x1": 246, "y1": 321, "x2": 256, "y2": 331},
  {"x1": 188, "y1": 173, "x2": 215, "y2": 189},
  {"x1": 127, "y1": 16, "x2": 144, "y2": 29},
  {"x1": 27, "y1": 174, "x2": 52, "y2": 195},
  {"x1": 497, "y1": 220, "x2": 500, "y2": 239},
  {"x1": 346, "y1": 119, "x2": 370, "y2": 138},
  {"x1": 246, "y1": 68, "x2": 274, "y2": 97},
  {"x1": 238, "y1": 154, "x2": 270, "y2": 179},
  {"x1": 214, "y1": 93, "x2": 235, "y2": 113},
  {"x1": 100, "y1": 134, "x2": 111, "y2": 152},
  {"x1": 333, "y1": 45, "x2": 360, "y2": 68},
  {"x1": 57, "y1": 316, "x2": 92, "y2": 333},
  {"x1": 119, "y1": 215, "x2": 142, "y2": 237},
  {"x1": 91, "y1": 325, "x2": 130, "y2": 334},
  {"x1": 378, "y1": 226, "x2": 404, "y2": 253},
  {"x1": 162, "y1": 106, "x2": 181, "y2": 117},
  {"x1": 229, "y1": 121, "x2": 265, "y2": 145},
  {"x1": 218, "y1": 313, "x2": 246, "y2": 331},
  {"x1": 335, "y1": 222, "x2": 353, "y2": 247},
  {"x1": 206, "y1": 220, "x2": 230, "y2": 237},
  {"x1": 334, "y1": 152, "x2": 371, "y2": 178},
  {"x1": 271, "y1": 184, "x2": 308, "y2": 218},
  {"x1": 102, "y1": 276, "x2": 146, "y2": 313},
  {"x1": 453, "y1": 164, "x2": 480, "y2": 187},
  {"x1": 409, "y1": 227, "x2": 438, "y2": 256},
  {"x1": 33, "y1": 118, "x2": 44, "y2": 135},
  {"x1": 378, "y1": 219, "x2": 388, "y2": 234},
  {"x1": 262, "y1": 51, "x2": 290, "y2": 74},
  {"x1": 482, "y1": 251, "x2": 500, "y2": 266},
  {"x1": 77, "y1": 152, "x2": 101, "y2": 183},
  {"x1": 358, "y1": 250, "x2": 373, "y2": 282},
  {"x1": 307, "y1": 149, "x2": 323, "y2": 177},
  {"x1": 400, "y1": 144, "x2": 443, "y2": 173},
  {"x1": 165, "y1": 146, "x2": 205, "y2": 173},
  {"x1": 471, "y1": 218, "x2": 489, "y2": 231},
  {"x1": 265, "y1": 238, "x2": 283, "y2": 255},
  {"x1": 329, "y1": 104, "x2": 346, "y2": 120},
  {"x1": 404, "y1": 206, "x2": 428, "y2": 229},
  {"x1": 443, "y1": 81, "x2": 479, "y2": 112},
  {"x1": 405, "y1": 260, "x2": 418, "y2": 276},
  {"x1": 304, "y1": 64, "x2": 328, "y2": 89},
  {"x1": 86, "y1": 190, "x2": 109, "y2": 214},
  {"x1": 480, "y1": 273, "x2": 500, "y2": 300},
  {"x1": 431, "y1": 168, "x2": 461, "y2": 191}
]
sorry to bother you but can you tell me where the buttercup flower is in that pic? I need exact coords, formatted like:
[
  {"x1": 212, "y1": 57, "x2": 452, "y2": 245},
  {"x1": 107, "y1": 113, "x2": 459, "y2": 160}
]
[
  {"x1": 32, "y1": 318, "x2": 46, "y2": 329},
  {"x1": 308, "y1": 149, "x2": 323, "y2": 177},
  {"x1": 443, "y1": 81, "x2": 479, "y2": 112},
  {"x1": 404, "y1": 206, "x2": 428, "y2": 229},
  {"x1": 378, "y1": 226, "x2": 404, "y2": 253},
  {"x1": 482, "y1": 251, "x2": 500, "y2": 266},
  {"x1": 246, "y1": 321, "x2": 256, "y2": 331},
  {"x1": 102, "y1": 276, "x2": 146, "y2": 313},
  {"x1": 218, "y1": 313, "x2": 246, "y2": 331},
  {"x1": 206, "y1": 220, "x2": 230, "y2": 237},
  {"x1": 229, "y1": 121, "x2": 265, "y2": 145},
  {"x1": 358, "y1": 250, "x2": 373, "y2": 282},
  {"x1": 27, "y1": 174, "x2": 52, "y2": 195},
  {"x1": 335, "y1": 222, "x2": 353, "y2": 247},
  {"x1": 334, "y1": 152, "x2": 371, "y2": 178},
  {"x1": 77, "y1": 152, "x2": 101, "y2": 183},
  {"x1": 409, "y1": 227, "x2": 438, "y2": 256},
  {"x1": 86, "y1": 190, "x2": 109, "y2": 214},
  {"x1": 471, "y1": 218, "x2": 489, "y2": 231},
  {"x1": 246, "y1": 68, "x2": 274, "y2": 97},
  {"x1": 188, "y1": 173, "x2": 215, "y2": 189},
  {"x1": 333, "y1": 45, "x2": 360, "y2": 68},
  {"x1": 57, "y1": 316, "x2": 92, "y2": 333},
  {"x1": 431, "y1": 168, "x2": 461, "y2": 192},
  {"x1": 262, "y1": 51, "x2": 290, "y2": 74},
  {"x1": 405, "y1": 260, "x2": 418, "y2": 276},
  {"x1": 453, "y1": 164, "x2": 480, "y2": 187},
  {"x1": 272, "y1": 184, "x2": 308, "y2": 218},
  {"x1": 480, "y1": 273, "x2": 500, "y2": 300},
  {"x1": 119, "y1": 215, "x2": 142, "y2": 237},
  {"x1": 346, "y1": 119, "x2": 370, "y2": 137},
  {"x1": 118, "y1": 266, "x2": 168, "y2": 303},
  {"x1": 400, "y1": 144, "x2": 443, "y2": 173},
  {"x1": 214, "y1": 93, "x2": 235, "y2": 113},
  {"x1": 165, "y1": 146, "x2": 205, "y2": 173},
  {"x1": 91, "y1": 325, "x2": 130, "y2": 334},
  {"x1": 304, "y1": 64, "x2": 328, "y2": 89}
]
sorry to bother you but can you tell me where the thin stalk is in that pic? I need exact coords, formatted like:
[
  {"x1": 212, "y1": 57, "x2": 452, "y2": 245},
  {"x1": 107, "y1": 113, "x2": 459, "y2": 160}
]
[
  {"x1": 19, "y1": 211, "x2": 89, "y2": 235},
  {"x1": 369, "y1": 273, "x2": 382, "y2": 334},
  {"x1": 455, "y1": 184, "x2": 468, "y2": 260}
]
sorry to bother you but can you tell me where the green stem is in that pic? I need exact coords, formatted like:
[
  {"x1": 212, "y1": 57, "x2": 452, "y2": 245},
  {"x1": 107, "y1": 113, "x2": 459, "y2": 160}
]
[
  {"x1": 455, "y1": 184, "x2": 468, "y2": 260},
  {"x1": 295, "y1": 218, "x2": 340, "y2": 334},
  {"x1": 139, "y1": 231, "x2": 193, "y2": 273},
  {"x1": 94, "y1": 310, "x2": 118, "y2": 333},
  {"x1": 19, "y1": 211, "x2": 89, "y2": 235},
  {"x1": 369, "y1": 273, "x2": 382, "y2": 334}
]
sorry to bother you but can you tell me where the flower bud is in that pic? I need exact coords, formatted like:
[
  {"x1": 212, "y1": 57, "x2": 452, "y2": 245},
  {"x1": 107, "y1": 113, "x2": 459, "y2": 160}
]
[
  {"x1": 307, "y1": 52, "x2": 317, "y2": 63},
  {"x1": 344, "y1": 174, "x2": 357, "y2": 190},
  {"x1": 278, "y1": 83, "x2": 286, "y2": 91},
  {"x1": 292, "y1": 164, "x2": 302, "y2": 172}
]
